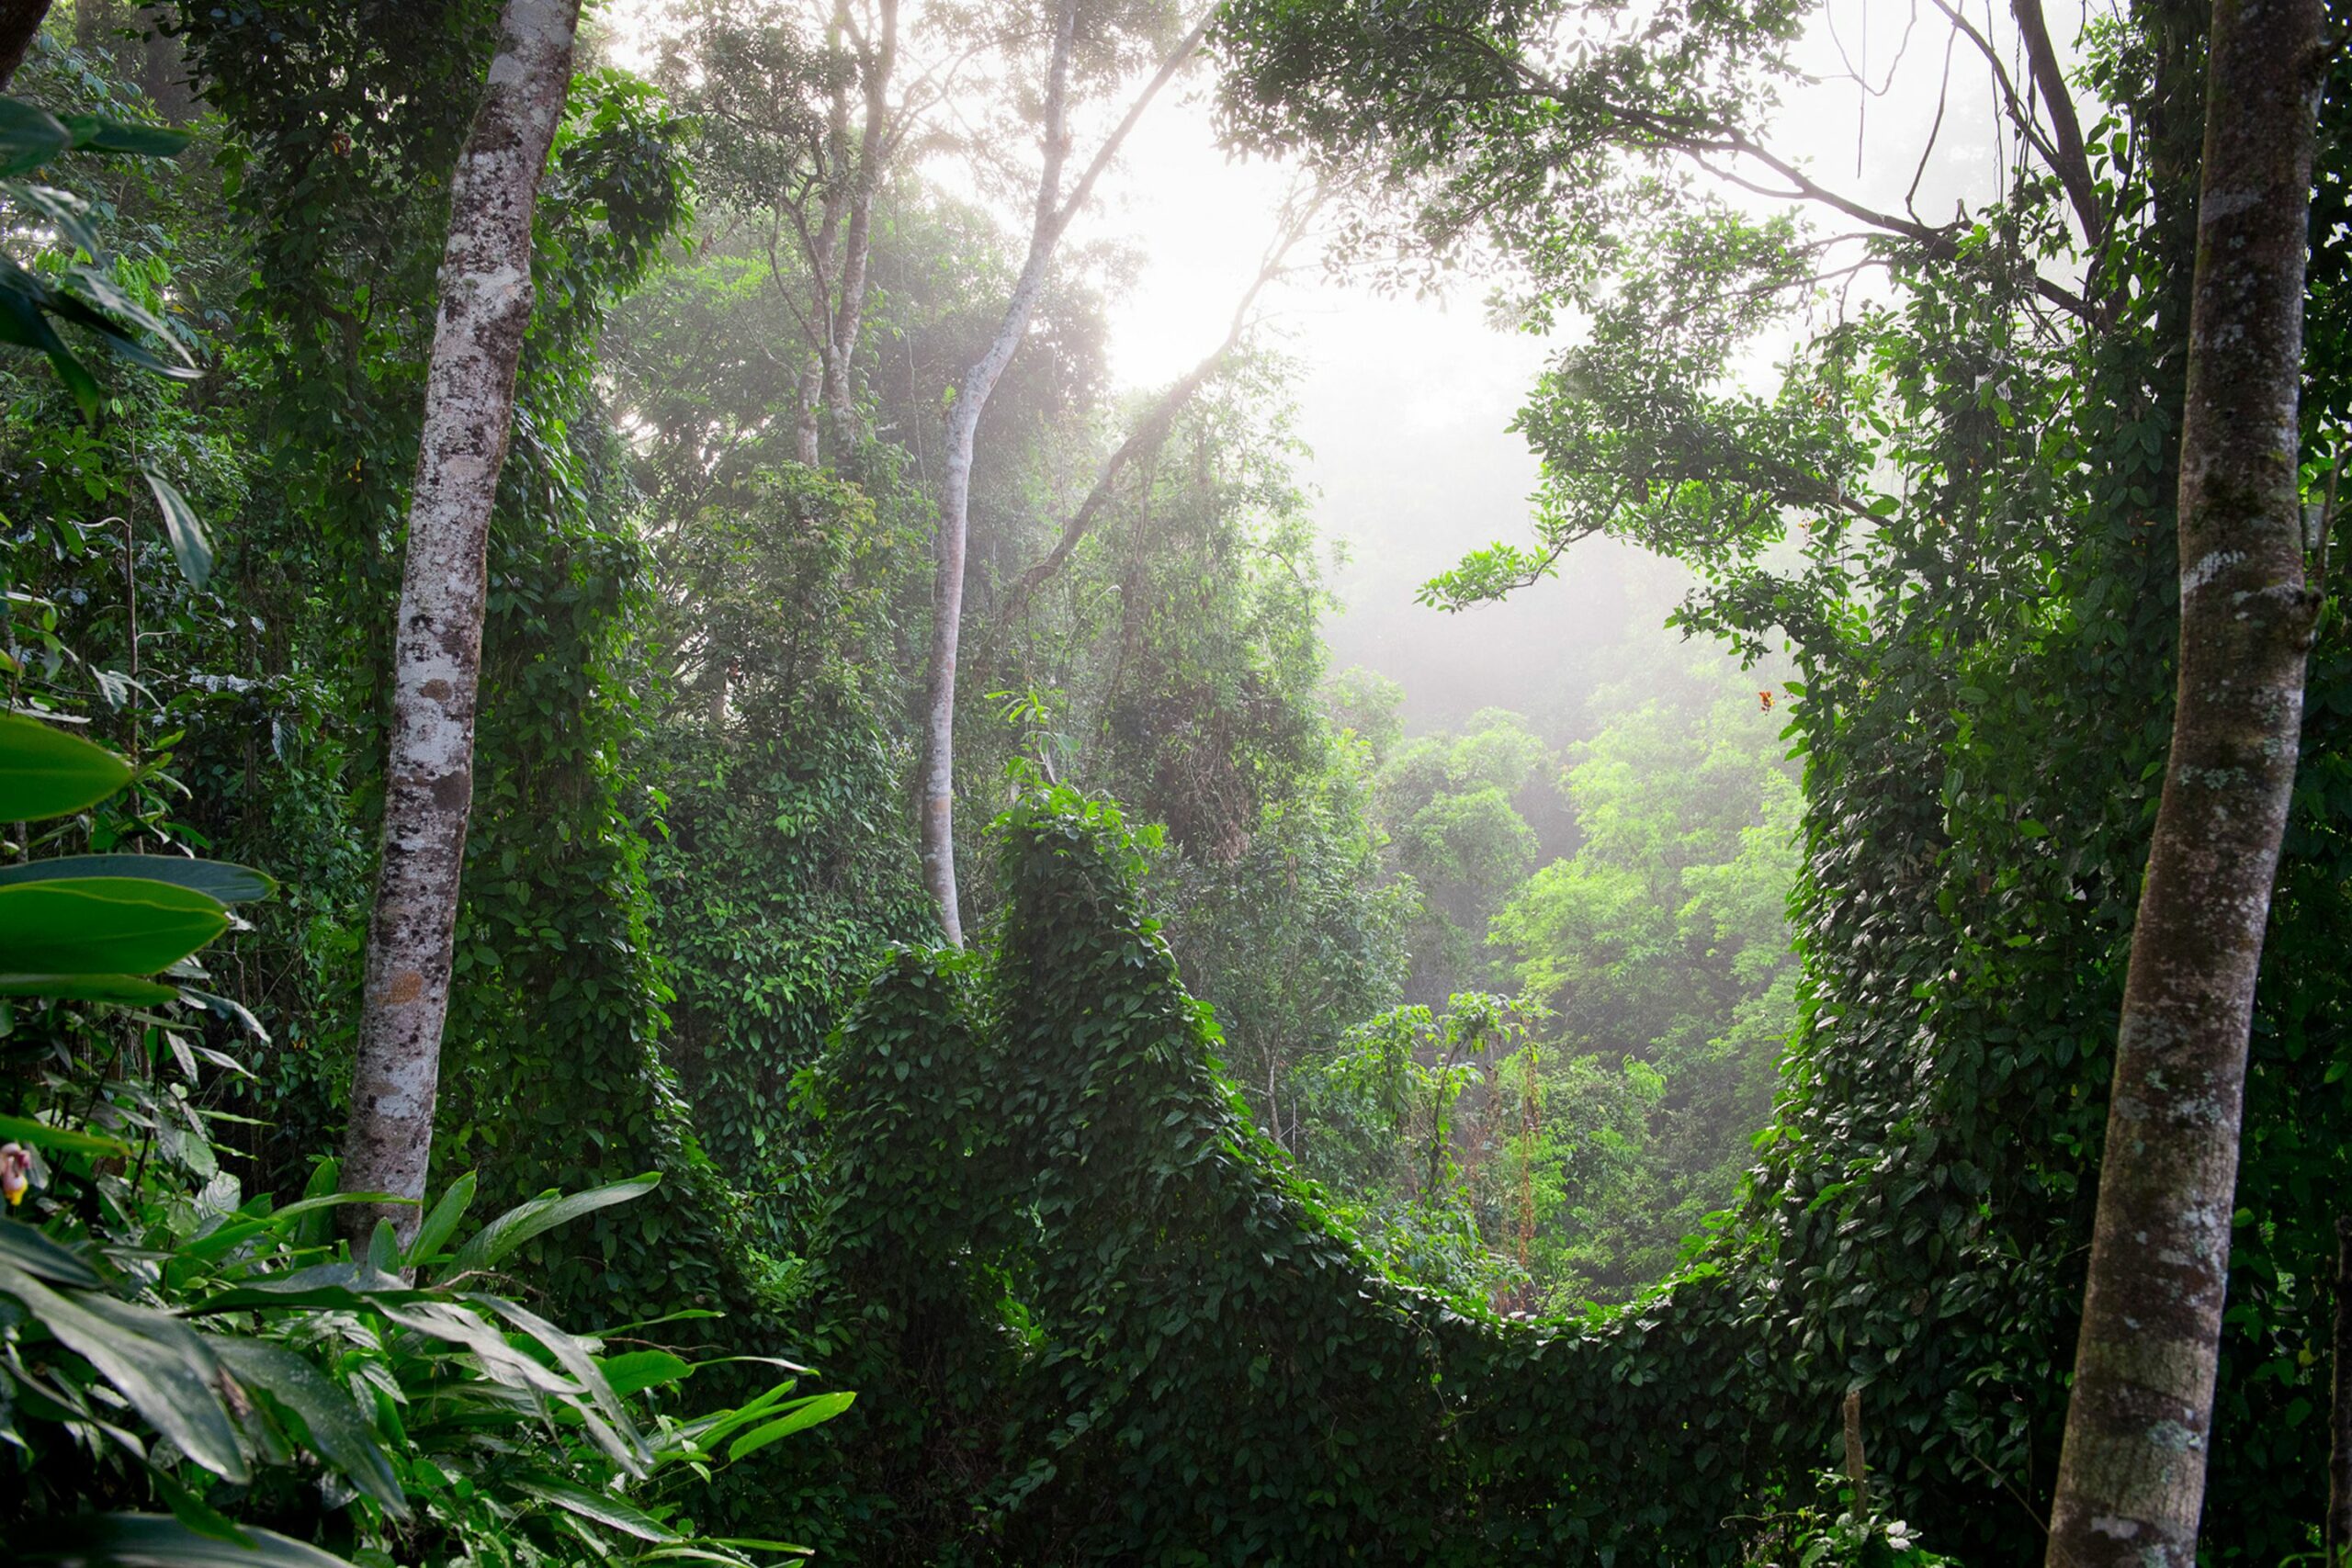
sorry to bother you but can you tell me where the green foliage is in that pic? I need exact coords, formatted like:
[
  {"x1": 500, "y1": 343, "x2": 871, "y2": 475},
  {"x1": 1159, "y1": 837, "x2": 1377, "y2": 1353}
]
[
  {"x1": 801, "y1": 787, "x2": 1796, "y2": 1563},
  {"x1": 1489, "y1": 673, "x2": 1801, "y2": 1301},
  {"x1": 0, "y1": 93, "x2": 198, "y2": 427},
  {"x1": 1218, "y1": 0, "x2": 2352, "y2": 1557},
  {"x1": 0, "y1": 700, "x2": 842, "y2": 1568}
]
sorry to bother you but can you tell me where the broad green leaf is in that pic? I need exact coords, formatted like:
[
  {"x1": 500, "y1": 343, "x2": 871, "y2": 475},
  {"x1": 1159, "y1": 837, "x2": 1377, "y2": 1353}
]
[
  {"x1": 0, "y1": 1219, "x2": 104, "y2": 1286},
  {"x1": 676, "y1": 1377, "x2": 797, "y2": 1451},
  {"x1": 0, "y1": 99, "x2": 73, "y2": 178},
  {"x1": 364, "y1": 1217, "x2": 401, "y2": 1277},
  {"x1": 368, "y1": 1298, "x2": 578, "y2": 1395},
  {"x1": 0, "y1": 1112, "x2": 131, "y2": 1158},
  {"x1": 0, "y1": 1259, "x2": 247, "y2": 1481},
  {"x1": 192, "y1": 1260, "x2": 427, "y2": 1315},
  {"x1": 443, "y1": 1171, "x2": 660, "y2": 1280},
  {"x1": 726, "y1": 1391, "x2": 854, "y2": 1461},
  {"x1": 468, "y1": 1291, "x2": 642, "y2": 1456},
  {"x1": 180, "y1": 1191, "x2": 411, "y2": 1264},
  {"x1": 510, "y1": 1476, "x2": 673, "y2": 1542},
  {"x1": 0, "y1": 712, "x2": 130, "y2": 819},
  {"x1": 0, "y1": 854, "x2": 276, "y2": 902},
  {"x1": 0, "y1": 973, "x2": 181, "y2": 1004},
  {"x1": 0, "y1": 877, "x2": 229, "y2": 976},
  {"x1": 8, "y1": 1513, "x2": 358, "y2": 1567},
  {"x1": 598, "y1": 1348, "x2": 693, "y2": 1395},
  {"x1": 59, "y1": 113, "x2": 192, "y2": 159},
  {"x1": 141, "y1": 470, "x2": 211, "y2": 589},
  {"x1": 212, "y1": 1338, "x2": 406, "y2": 1515},
  {"x1": 405, "y1": 1170, "x2": 477, "y2": 1269}
]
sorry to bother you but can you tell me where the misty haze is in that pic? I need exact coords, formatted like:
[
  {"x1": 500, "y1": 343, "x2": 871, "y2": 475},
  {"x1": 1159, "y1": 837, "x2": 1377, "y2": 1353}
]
[{"x1": 0, "y1": 1, "x2": 2340, "y2": 1564}]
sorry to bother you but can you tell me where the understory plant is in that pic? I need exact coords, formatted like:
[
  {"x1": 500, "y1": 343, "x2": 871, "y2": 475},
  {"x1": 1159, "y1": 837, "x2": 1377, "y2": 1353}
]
[{"x1": 0, "y1": 712, "x2": 851, "y2": 1568}]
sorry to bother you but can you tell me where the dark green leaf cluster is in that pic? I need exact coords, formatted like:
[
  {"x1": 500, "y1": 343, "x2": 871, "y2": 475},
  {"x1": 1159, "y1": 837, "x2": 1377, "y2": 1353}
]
[{"x1": 799, "y1": 787, "x2": 1778, "y2": 1564}]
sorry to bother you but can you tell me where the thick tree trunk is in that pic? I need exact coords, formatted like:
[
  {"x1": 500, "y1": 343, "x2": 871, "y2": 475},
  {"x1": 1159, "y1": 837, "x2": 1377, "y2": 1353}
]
[
  {"x1": 340, "y1": 0, "x2": 580, "y2": 1243},
  {"x1": 134, "y1": 4, "x2": 194, "y2": 123},
  {"x1": 0, "y1": 0, "x2": 53, "y2": 90},
  {"x1": 2042, "y1": 3, "x2": 2324, "y2": 1562},
  {"x1": 915, "y1": 1, "x2": 1208, "y2": 940}
]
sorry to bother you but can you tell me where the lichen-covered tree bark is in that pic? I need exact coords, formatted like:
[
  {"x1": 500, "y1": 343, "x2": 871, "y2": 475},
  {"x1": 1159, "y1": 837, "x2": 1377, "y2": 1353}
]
[
  {"x1": 340, "y1": 0, "x2": 581, "y2": 1241},
  {"x1": 2044, "y1": 2, "x2": 2325, "y2": 1561}
]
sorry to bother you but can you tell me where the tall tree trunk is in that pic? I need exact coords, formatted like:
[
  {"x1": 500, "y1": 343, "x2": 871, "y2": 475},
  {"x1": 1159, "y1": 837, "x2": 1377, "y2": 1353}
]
[
  {"x1": 2043, "y1": 3, "x2": 2325, "y2": 1562},
  {"x1": 0, "y1": 0, "x2": 52, "y2": 89},
  {"x1": 340, "y1": 0, "x2": 581, "y2": 1243},
  {"x1": 822, "y1": 0, "x2": 894, "y2": 463},
  {"x1": 134, "y1": 4, "x2": 194, "y2": 123},
  {"x1": 916, "y1": 0, "x2": 1076, "y2": 945},
  {"x1": 915, "y1": 1, "x2": 1208, "y2": 941}
]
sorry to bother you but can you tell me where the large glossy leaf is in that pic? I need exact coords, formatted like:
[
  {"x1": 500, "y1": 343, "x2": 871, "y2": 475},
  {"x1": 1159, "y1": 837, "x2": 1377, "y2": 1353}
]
[
  {"x1": 598, "y1": 1348, "x2": 693, "y2": 1396},
  {"x1": 0, "y1": 1220, "x2": 103, "y2": 1287},
  {"x1": 180, "y1": 1191, "x2": 411, "y2": 1265},
  {"x1": 141, "y1": 470, "x2": 211, "y2": 590},
  {"x1": 509, "y1": 1476, "x2": 673, "y2": 1542},
  {"x1": 58, "y1": 113, "x2": 192, "y2": 159},
  {"x1": 0, "y1": 1260, "x2": 247, "y2": 1481},
  {"x1": 0, "y1": 270, "x2": 102, "y2": 423},
  {"x1": 369, "y1": 1298, "x2": 580, "y2": 1395},
  {"x1": 0, "y1": 99, "x2": 73, "y2": 178},
  {"x1": 0, "y1": 878, "x2": 229, "y2": 976},
  {"x1": 404, "y1": 1170, "x2": 477, "y2": 1269},
  {"x1": 725, "y1": 1391, "x2": 855, "y2": 1461},
  {"x1": 0, "y1": 854, "x2": 277, "y2": 903},
  {"x1": 8, "y1": 1513, "x2": 357, "y2": 1567},
  {"x1": 211, "y1": 1338, "x2": 406, "y2": 1515},
  {"x1": 0, "y1": 713, "x2": 130, "y2": 819},
  {"x1": 443, "y1": 1171, "x2": 661, "y2": 1280},
  {"x1": 468, "y1": 1292, "x2": 644, "y2": 1468},
  {"x1": 0, "y1": 973, "x2": 181, "y2": 1004}
]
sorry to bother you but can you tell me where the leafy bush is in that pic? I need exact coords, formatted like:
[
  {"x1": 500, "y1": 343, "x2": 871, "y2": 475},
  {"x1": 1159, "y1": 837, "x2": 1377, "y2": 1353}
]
[{"x1": 0, "y1": 715, "x2": 849, "y2": 1567}]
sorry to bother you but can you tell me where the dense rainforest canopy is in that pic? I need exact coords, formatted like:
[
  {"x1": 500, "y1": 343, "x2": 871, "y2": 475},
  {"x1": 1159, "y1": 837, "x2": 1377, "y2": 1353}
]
[{"x1": 0, "y1": 1, "x2": 2343, "y2": 1565}]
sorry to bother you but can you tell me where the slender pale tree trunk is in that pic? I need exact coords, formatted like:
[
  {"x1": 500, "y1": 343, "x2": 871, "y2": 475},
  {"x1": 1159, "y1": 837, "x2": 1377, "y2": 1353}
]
[
  {"x1": 917, "y1": 0, "x2": 1076, "y2": 945},
  {"x1": 0, "y1": 0, "x2": 54, "y2": 89},
  {"x1": 2043, "y1": 3, "x2": 2324, "y2": 1561},
  {"x1": 822, "y1": 0, "x2": 894, "y2": 462},
  {"x1": 916, "y1": 1, "x2": 1208, "y2": 941},
  {"x1": 340, "y1": 0, "x2": 581, "y2": 1242}
]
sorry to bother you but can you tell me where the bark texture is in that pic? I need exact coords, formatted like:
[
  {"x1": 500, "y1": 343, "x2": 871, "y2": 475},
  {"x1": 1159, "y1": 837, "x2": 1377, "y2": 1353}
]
[
  {"x1": 2043, "y1": 2, "x2": 2324, "y2": 1561},
  {"x1": 340, "y1": 0, "x2": 580, "y2": 1241},
  {"x1": 0, "y1": 0, "x2": 53, "y2": 90},
  {"x1": 916, "y1": 1, "x2": 1208, "y2": 941}
]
